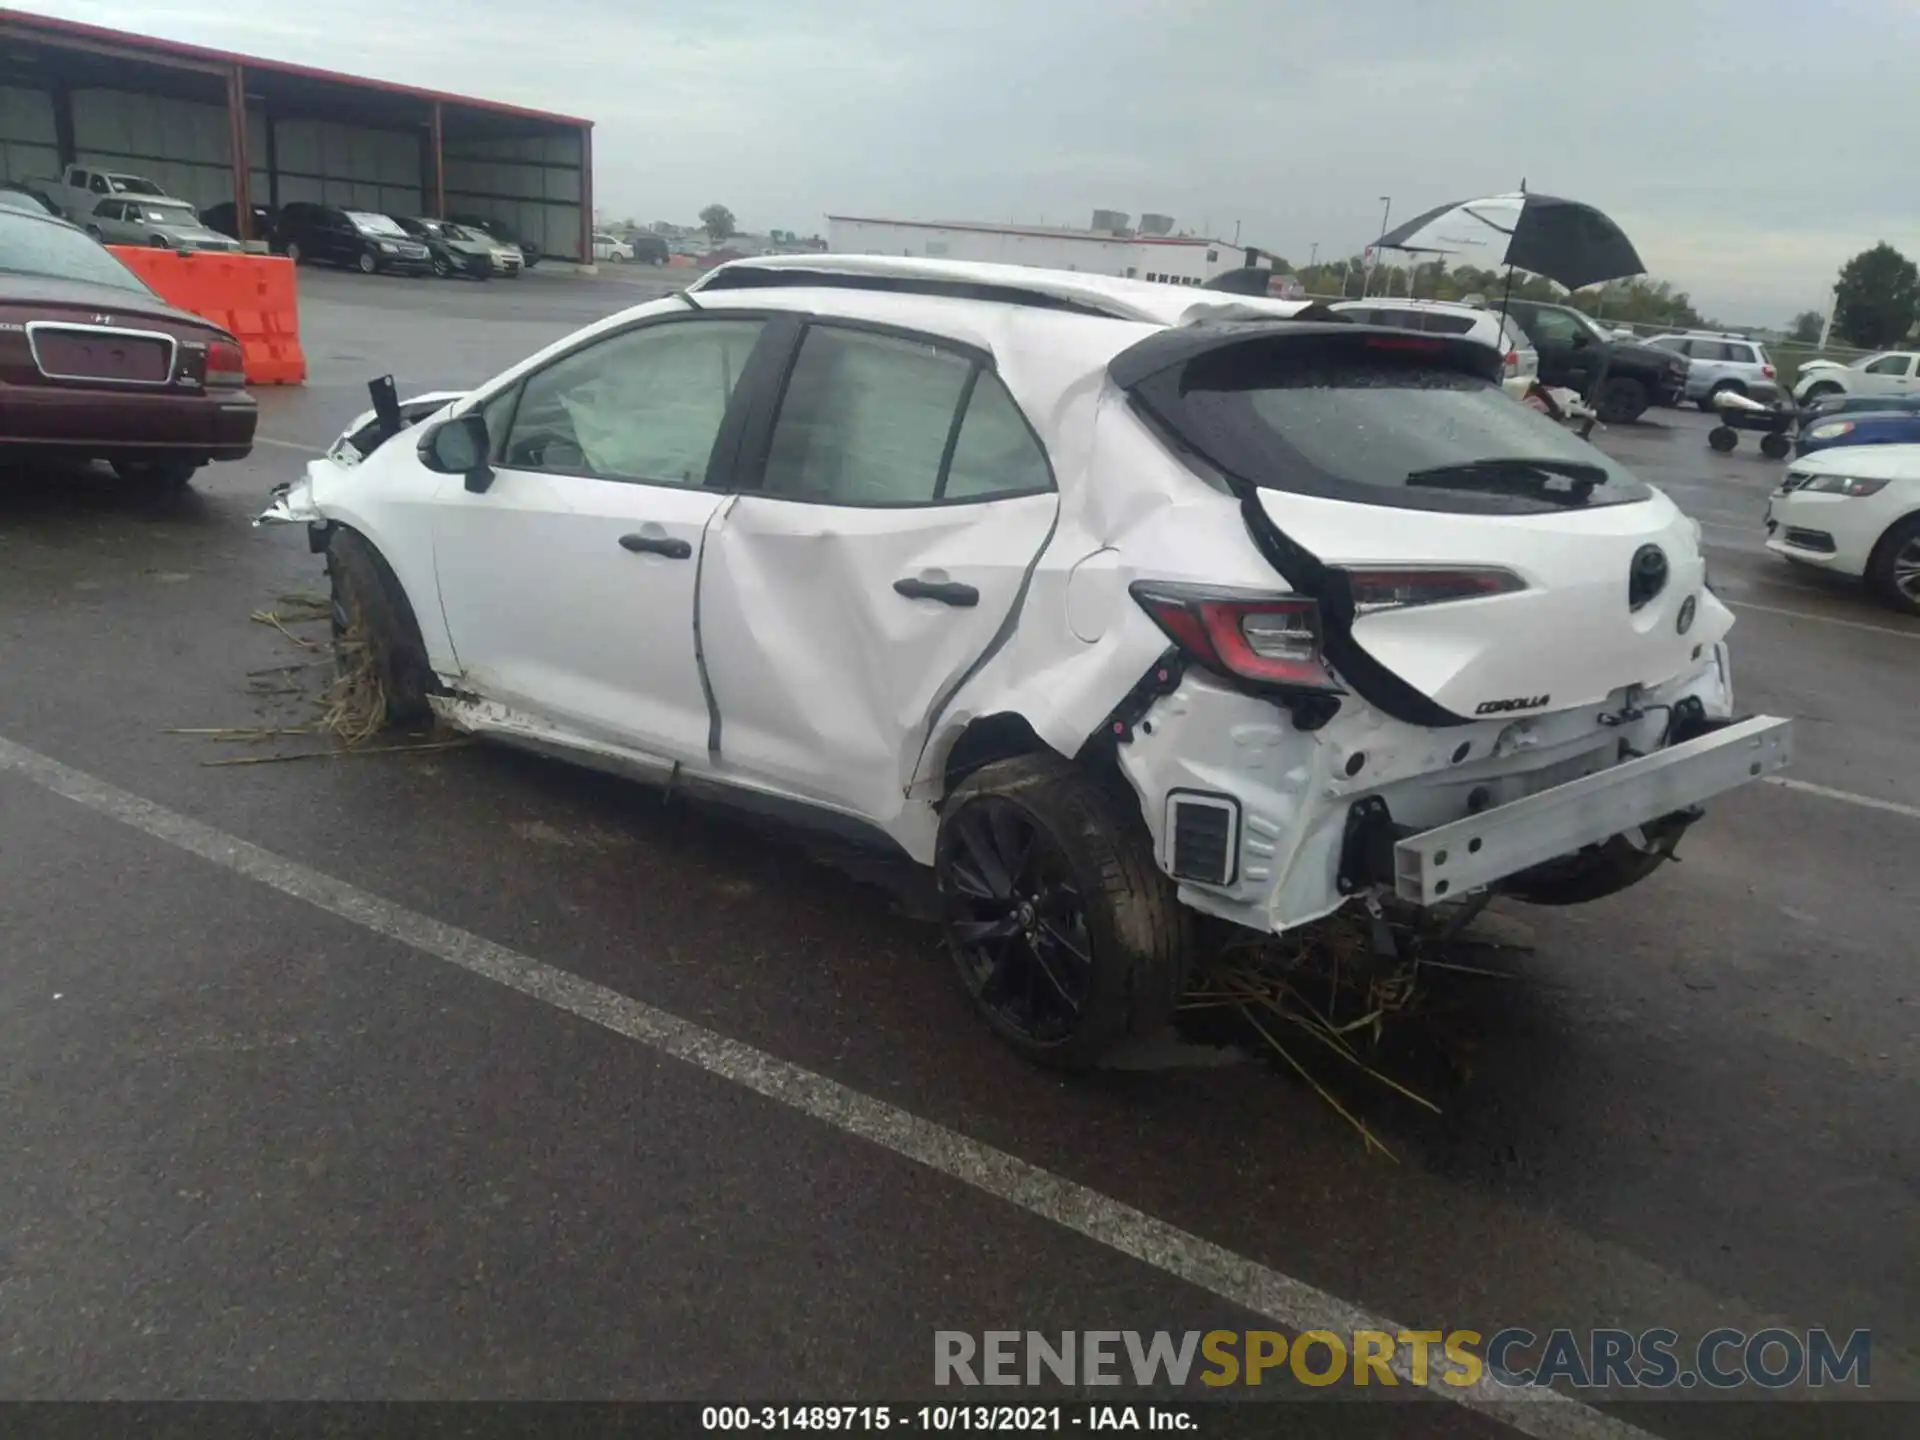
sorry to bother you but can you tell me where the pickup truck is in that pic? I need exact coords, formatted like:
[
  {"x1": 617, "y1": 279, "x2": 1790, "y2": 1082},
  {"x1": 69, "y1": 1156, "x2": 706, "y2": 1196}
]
[{"x1": 24, "y1": 165, "x2": 178, "y2": 224}]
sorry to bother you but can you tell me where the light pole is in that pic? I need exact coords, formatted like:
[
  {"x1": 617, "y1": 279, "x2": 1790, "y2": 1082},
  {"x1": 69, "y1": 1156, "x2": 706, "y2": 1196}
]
[{"x1": 1364, "y1": 195, "x2": 1391, "y2": 297}]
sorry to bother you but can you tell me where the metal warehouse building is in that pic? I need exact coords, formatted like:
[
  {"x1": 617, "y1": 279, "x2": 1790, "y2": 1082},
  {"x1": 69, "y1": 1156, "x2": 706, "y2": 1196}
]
[
  {"x1": 0, "y1": 9, "x2": 593, "y2": 260},
  {"x1": 826, "y1": 214, "x2": 1256, "y2": 286}
]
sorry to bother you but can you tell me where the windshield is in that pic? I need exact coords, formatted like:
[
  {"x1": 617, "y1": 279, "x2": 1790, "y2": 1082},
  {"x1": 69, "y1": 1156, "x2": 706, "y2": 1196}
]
[
  {"x1": 1137, "y1": 344, "x2": 1654, "y2": 515},
  {"x1": 108, "y1": 176, "x2": 164, "y2": 196},
  {"x1": 347, "y1": 211, "x2": 408, "y2": 237},
  {"x1": 0, "y1": 209, "x2": 151, "y2": 293},
  {"x1": 136, "y1": 204, "x2": 199, "y2": 225}
]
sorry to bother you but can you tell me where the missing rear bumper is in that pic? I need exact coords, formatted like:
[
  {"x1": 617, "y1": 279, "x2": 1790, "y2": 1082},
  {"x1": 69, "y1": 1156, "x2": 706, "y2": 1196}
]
[{"x1": 1390, "y1": 714, "x2": 1792, "y2": 906}]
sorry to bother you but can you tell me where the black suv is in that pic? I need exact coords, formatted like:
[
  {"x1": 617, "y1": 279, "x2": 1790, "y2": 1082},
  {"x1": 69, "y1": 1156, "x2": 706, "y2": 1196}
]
[
  {"x1": 1497, "y1": 298, "x2": 1689, "y2": 424},
  {"x1": 273, "y1": 203, "x2": 433, "y2": 275}
]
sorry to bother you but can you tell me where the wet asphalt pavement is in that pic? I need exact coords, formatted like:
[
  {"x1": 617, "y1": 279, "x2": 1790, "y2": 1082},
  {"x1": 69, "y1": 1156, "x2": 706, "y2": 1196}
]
[{"x1": 1, "y1": 268, "x2": 1915, "y2": 1438}]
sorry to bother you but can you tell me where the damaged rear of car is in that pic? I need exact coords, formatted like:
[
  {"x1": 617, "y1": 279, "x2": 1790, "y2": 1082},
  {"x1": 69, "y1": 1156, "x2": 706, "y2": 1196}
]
[{"x1": 1083, "y1": 324, "x2": 1788, "y2": 939}]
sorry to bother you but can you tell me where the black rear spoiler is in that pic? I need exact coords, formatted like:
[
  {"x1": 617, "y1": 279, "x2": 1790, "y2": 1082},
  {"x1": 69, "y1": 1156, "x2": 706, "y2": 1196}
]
[{"x1": 1108, "y1": 321, "x2": 1504, "y2": 391}]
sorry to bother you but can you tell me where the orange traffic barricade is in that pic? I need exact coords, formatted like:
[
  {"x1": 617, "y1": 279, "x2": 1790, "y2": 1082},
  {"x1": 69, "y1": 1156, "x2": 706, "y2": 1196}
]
[{"x1": 108, "y1": 246, "x2": 307, "y2": 386}]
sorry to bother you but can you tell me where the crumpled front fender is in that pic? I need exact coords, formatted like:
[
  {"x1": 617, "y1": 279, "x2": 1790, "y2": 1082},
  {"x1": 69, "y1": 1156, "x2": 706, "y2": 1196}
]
[{"x1": 256, "y1": 467, "x2": 326, "y2": 528}]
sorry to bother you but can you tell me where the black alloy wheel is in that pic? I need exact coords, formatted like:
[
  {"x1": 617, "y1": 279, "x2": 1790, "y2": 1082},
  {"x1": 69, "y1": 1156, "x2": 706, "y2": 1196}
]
[{"x1": 942, "y1": 796, "x2": 1096, "y2": 1051}]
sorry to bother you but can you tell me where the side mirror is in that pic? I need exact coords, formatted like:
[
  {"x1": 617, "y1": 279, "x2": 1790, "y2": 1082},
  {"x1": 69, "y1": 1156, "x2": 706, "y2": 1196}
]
[{"x1": 419, "y1": 413, "x2": 495, "y2": 492}]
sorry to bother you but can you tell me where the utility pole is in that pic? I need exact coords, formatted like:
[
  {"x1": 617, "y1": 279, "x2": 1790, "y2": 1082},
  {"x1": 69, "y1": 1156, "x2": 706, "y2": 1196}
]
[
  {"x1": 1233, "y1": 219, "x2": 1241, "y2": 245},
  {"x1": 1818, "y1": 284, "x2": 1838, "y2": 348},
  {"x1": 1363, "y1": 196, "x2": 1391, "y2": 297},
  {"x1": 1309, "y1": 241, "x2": 1319, "y2": 271}
]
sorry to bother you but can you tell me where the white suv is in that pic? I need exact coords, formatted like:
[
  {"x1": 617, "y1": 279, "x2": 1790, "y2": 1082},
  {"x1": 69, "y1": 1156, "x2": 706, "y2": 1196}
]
[
  {"x1": 1330, "y1": 298, "x2": 1538, "y2": 381},
  {"x1": 262, "y1": 255, "x2": 1790, "y2": 1069}
]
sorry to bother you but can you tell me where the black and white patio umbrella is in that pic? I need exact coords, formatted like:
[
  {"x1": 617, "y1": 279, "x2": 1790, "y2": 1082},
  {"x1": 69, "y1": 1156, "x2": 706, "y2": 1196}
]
[{"x1": 1372, "y1": 190, "x2": 1644, "y2": 291}]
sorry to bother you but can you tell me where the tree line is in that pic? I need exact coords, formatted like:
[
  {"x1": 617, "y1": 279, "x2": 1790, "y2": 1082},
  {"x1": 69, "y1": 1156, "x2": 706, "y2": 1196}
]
[{"x1": 1273, "y1": 253, "x2": 1709, "y2": 329}]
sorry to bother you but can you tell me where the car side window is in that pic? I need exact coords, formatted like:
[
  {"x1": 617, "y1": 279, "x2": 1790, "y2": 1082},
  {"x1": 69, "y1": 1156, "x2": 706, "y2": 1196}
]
[
  {"x1": 89, "y1": 173, "x2": 108, "y2": 194},
  {"x1": 1864, "y1": 354, "x2": 1909, "y2": 375},
  {"x1": 1420, "y1": 313, "x2": 1476, "y2": 336},
  {"x1": 501, "y1": 318, "x2": 764, "y2": 486},
  {"x1": 1527, "y1": 308, "x2": 1580, "y2": 344},
  {"x1": 759, "y1": 326, "x2": 974, "y2": 505},
  {"x1": 1648, "y1": 336, "x2": 1685, "y2": 354},
  {"x1": 943, "y1": 371, "x2": 1055, "y2": 501}
]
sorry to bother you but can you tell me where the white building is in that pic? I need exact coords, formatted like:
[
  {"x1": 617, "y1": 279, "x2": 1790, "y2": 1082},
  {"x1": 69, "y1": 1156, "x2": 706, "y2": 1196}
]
[{"x1": 825, "y1": 214, "x2": 1256, "y2": 286}]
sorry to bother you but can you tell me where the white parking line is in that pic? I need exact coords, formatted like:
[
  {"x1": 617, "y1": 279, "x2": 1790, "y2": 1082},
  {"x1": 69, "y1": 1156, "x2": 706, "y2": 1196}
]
[
  {"x1": 0, "y1": 732, "x2": 1648, "y2": 1440},
  {"x1": 253, "y1": 435, "x2": 327, "y2": 454},
  {"x1": 1767, "y1": 776, "x2": 1920, "y2": 821},
  {"x1": 1725, "y1": 599, "x2": 1920, "y2": 640}
]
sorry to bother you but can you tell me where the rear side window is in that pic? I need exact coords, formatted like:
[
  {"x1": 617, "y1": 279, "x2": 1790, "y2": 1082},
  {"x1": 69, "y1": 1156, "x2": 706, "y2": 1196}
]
[
  {"x1": 1418, "y1": 312, "x2": 1477, "y2": 336},
  {"x1": 1131, "y1": 340, "x2": 1654, "y2": 515},
  {"x1": 760, "y1": 326, "x2": 1053, "y2": 506}
]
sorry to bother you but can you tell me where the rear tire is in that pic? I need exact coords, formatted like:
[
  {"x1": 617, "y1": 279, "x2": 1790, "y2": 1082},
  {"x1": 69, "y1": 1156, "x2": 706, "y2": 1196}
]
[
  {"x1": 936, "y1": 754, "x2": 1191, "y2": 1071},
  {"x1": 1865, "y1": 513, "x2": 1920, "y2": 616},
  {"x1": 325, "y1": 529, "x2": 435, "y2": 726},
  {"x1": 1596, "y1": 376, "x2": 1648, "y2": 424},
  {"x1": 1708, "y1": 426, "x2": 1738, "y2": 453},
  {"x1": 285, "y1": 240, "x2": 304, "y2": 265},
  {"x1": 1801, "y1": 380, "x2": 1842, "y2": 403},
  {"x1": 1759, "y1": 431, "x2": 1791, "y2": 460}
]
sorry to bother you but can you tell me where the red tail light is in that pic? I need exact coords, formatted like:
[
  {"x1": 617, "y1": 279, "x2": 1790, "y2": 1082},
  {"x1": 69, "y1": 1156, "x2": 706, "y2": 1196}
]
[
  {"x1": 1130, "y1": 581, "x2": 1341, "y2": 691},
  {"x1": 1762, "y1": 364, "x2": 1776, "y2": 378},
  {"x1": 205, "y1": 339, "x2": 246, "y2": 387},
  {"x1": 1363, "y1": 335, "x2": 1445, "y2": 354},
  {"x1": 1339, "y1": 566, "x2": 1527, "y2": 615}
]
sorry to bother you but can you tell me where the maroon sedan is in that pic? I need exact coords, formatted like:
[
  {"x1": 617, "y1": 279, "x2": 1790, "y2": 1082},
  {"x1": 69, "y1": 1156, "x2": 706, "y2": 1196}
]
[{"x1": 0, "y1": 205, "x2": 256, "y2": 488}]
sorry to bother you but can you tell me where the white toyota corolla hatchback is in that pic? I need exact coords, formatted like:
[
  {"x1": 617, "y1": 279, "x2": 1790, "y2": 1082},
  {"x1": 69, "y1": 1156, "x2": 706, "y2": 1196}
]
[{"x1": 262, "y1": 255, "x2": 1791, "y2": 1068}]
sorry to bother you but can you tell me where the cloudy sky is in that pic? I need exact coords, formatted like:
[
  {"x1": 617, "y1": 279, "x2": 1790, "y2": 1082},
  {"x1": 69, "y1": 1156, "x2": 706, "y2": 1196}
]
[{"x1": 25, "y1": 0, "x2": 1916, "y2": 321}]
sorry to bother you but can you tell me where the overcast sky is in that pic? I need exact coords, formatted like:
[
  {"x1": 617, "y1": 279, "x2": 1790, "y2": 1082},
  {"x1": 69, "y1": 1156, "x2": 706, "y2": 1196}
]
[{"x1": 28, "y1": 0, "x2": 1917, "y2": 321}]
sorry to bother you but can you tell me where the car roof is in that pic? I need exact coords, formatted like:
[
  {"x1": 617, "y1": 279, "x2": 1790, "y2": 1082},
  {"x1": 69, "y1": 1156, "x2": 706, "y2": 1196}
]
[
  {"x1": 690, "y1": 253, "x2": 1315, "y2": 327},
  {"x1": 1335, "y1": 297, "x2": 1489, "y2": 315}
]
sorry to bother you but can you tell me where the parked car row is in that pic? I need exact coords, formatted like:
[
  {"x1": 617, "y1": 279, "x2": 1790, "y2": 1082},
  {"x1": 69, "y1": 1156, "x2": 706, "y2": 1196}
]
[{"x1": 6, "y1": 165, "x2": 548, "y2": 280}]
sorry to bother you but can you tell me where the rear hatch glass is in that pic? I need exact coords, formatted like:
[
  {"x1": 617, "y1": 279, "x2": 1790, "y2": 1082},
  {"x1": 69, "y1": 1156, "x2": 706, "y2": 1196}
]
[
  {"x1": 1119, "y1": 327, "x2": 1714, "y2": 718},
  {"x1": 1145, "y1": 338, "x2": 1652, "y2": 515}
]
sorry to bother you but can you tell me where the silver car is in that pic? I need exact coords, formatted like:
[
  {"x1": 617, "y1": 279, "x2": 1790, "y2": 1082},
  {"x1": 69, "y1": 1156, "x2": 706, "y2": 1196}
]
[
  {"x1": 1645, "y1": 331, "x2": 1779, "y2": 409},
  {"x1": 86, "y1": 196, "x2": 239, "y2": 253}
]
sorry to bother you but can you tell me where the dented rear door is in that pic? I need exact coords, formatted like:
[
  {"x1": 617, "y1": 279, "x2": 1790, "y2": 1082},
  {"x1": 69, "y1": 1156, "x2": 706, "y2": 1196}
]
[{"x1": 698, "y1": 321, "x2": 1058, "y2": 826}]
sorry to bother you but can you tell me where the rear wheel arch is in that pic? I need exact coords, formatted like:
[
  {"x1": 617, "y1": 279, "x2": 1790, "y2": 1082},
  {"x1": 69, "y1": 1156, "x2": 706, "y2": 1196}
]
[{"x1": 937, "y1": 712, "x2": 1053, "y2": 798}]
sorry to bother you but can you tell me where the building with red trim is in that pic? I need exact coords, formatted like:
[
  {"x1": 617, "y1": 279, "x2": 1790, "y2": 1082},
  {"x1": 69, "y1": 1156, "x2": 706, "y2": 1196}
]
[
  {"x1": 825, "y1": 214, "x2": 1256, "y2": 286},
  {"x1": 0, "y1": 9, "x2": 593, "y2": 260}
]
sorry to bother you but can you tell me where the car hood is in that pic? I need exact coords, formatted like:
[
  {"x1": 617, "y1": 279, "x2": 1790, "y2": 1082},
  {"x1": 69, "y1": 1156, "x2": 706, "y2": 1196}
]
[
  {"x1": 1789, "y1": 441, "x2": 1920, "y2": 477},
  {"x1": 442, "y1": 238, "x2": 493, "y2": 255}
]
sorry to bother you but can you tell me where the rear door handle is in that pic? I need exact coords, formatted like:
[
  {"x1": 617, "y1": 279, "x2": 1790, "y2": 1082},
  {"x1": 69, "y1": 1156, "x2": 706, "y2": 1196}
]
[
  {"x1": 893, "y1": 577, "x2": 979, "y2": 607},
  {"x1": 619, "y1": 533, "x2": 692, "y2": 559}
]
